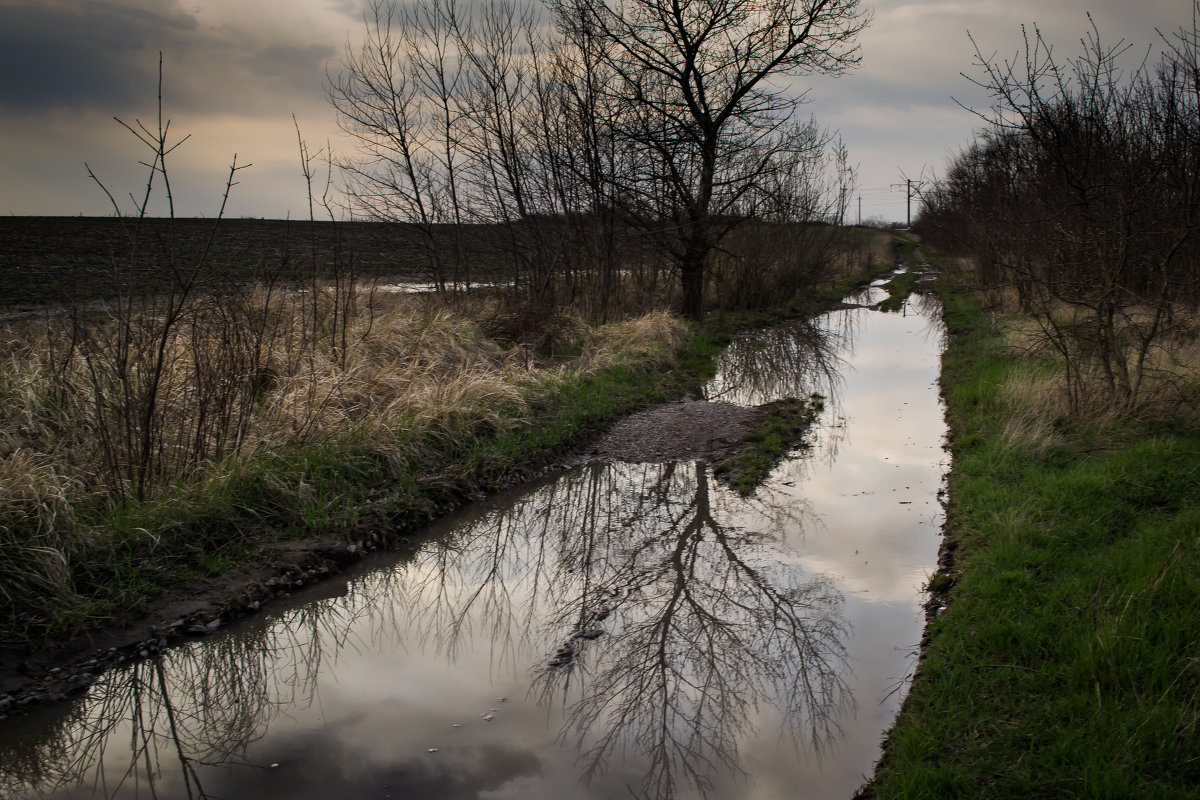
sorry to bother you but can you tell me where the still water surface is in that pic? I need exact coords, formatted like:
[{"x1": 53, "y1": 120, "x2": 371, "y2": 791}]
[{"x1": 0, "y1": 283, "x2": 947, "y2": 799}]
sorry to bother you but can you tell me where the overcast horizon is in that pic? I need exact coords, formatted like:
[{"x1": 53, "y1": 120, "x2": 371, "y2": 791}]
[{"x1": 0, "y1": 0, "x2": 1190, "y2": 224}]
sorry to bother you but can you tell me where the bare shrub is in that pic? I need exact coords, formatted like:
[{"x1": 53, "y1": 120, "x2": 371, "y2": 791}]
[
  {"x1": 919, "y1": 9, "x2": 1200, "y2": 415},
  {"x1": 0, "y1": 289, "x2": 686, "y2": 595}
]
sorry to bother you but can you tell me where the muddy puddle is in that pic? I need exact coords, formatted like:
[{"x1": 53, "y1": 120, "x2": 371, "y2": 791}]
[{"x1": 0, "y1": 280, "x2": 947, "y2": 799}]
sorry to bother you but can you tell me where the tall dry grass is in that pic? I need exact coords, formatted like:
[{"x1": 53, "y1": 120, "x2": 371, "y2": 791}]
[
  {"x1": 1, "y1": 291, "x2": 686, "y2": 499},
  {"x1": 996, "y1": 311, "x2": 1200, "y2": 455},
  {"x1": 0, "y1": 289, "x2": 686, "y2": 633}
]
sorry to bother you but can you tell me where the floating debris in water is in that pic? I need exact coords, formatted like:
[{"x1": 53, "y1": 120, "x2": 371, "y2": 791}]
[{"x1": 548, "y1": 644, "x2": 575, "y2": 668}]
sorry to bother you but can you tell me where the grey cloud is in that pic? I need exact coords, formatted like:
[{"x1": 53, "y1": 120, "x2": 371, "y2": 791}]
[
  {"x1": 326, "y1": 0, "x2": 368, "y2": 20},
  {"x1": 234, "y1": 41, "x2": 339, "y2": 82},
  {"x1": 0, "y1": 1, "x2": 195, "y2": 112},
  {"x1": 810, "y1": 73, "x2": 988, "y2": 117},
  {"x1": 0, "y1": 0, "x2": 338, "y2": 118}
]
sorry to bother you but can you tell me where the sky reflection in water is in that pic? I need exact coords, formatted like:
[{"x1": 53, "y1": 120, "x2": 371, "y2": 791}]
[{"x1": 0, "y1": 286, "x2": 946, "y2": 799}]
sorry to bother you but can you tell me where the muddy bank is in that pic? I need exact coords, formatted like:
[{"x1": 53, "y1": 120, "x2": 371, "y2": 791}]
[
  {"x1": 0, "y1": 527, "x2": 393, "y2": 715},
  {"x1": 0, "y1": 395, "x2": 795, "y2": 718}
]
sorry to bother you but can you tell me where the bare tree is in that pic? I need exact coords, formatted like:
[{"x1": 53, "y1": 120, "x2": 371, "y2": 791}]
[
  {"x1": 331, "y1": 0, "x2": 868, "y2": 319},
  {"x1": 548, "y1": 0, "x2": 870, "y2": 318},
  {"x1": 328, "y1": 0, "x2": 449, "y2": 287}
]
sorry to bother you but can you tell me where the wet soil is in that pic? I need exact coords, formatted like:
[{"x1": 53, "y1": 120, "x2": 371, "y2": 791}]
[
  {"x1": 580, "y1": 398, "x2": 763, "y2": 465},
  {"x1": 0, "y1": 397, "x2": 780, "y2": 718},
  {"x1": 0, "y1": 532, "x2": 390, "y2": 716}
]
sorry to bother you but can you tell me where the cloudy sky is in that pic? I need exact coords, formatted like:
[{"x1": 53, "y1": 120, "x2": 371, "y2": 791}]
[{"x1": 0, "y1": 0, "x2": 1190, "y2": 222}]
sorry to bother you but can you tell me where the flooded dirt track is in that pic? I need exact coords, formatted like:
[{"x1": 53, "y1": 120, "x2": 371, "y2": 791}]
[{"x1": 0, "y1": 279, "x2": 948, "y2": 799}]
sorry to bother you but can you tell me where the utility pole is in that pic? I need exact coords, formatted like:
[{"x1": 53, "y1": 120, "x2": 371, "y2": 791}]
[
  {"x1": 891, "y1": 176, "x2": 922, "y2": 228},
  {"x1": 857, "y1": 195, "x2": 862, "y2": 226}
]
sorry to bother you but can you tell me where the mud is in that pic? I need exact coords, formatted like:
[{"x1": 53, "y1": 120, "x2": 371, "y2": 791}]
[
  {"x1": 0, "y1": 531, "x2": 393, "y2": 716},
  {"x1": 580, "y1": 398, "x2": 764, "y2": 465}
]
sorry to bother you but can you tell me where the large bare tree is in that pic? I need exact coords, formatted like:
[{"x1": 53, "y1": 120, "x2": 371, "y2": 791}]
[
  {"x1": 330, "y1": 0, "x2": 866, "y2": 317},
  {"x1": 549, "y1": 0, "x2": 869, "y2": 317}
]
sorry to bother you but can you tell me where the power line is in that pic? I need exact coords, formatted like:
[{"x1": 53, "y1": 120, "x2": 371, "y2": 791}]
[{"x1": 890, "y1": 177, "x2": 924, "y2": 227}]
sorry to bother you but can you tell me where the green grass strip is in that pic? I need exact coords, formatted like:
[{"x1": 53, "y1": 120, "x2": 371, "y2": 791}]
[
  {"x1": 878, "y1": 270, "x2": 919, "y2": 312},
  {"x1": 714, "y1": 393, "x2": 824, "y2": 495},
  {"x1": 862, "y1": 281, "x2": 1200, "y2": 798}
]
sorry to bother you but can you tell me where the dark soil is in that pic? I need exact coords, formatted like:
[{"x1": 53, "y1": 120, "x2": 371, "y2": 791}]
[
  {"x1": 0, "y1": 216, "x2": 514, "y2": 314},
  {"x1": 0, "y1": 531, "x2": 394, "y2": 717}
]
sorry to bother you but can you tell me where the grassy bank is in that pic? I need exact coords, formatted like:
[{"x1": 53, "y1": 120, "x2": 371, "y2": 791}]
[
  {"x1": 0, "y1": 292, "x2": 722, "y2": 645},
  {"x1": 877, "y1": 270, "x2": 919, "y2": 313},
  {"x1": 714, "y1": 393, "x2": 825, "y2": 495},
  {"x1": 863, "y1": 273, "x2": 1200, "y2": 797}
]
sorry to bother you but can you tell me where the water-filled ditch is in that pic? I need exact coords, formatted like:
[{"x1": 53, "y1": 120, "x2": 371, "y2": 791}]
[{"x1": 0, "y1": 280, "x2": 947, "y2": 799}]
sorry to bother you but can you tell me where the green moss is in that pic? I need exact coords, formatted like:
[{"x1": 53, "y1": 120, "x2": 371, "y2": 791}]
[{"x1": 878, "y1": 270, "x2": 919, "y2": 312}]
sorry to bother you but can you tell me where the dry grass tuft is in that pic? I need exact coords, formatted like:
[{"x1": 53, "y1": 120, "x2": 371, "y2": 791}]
[
  {"x1": 824, "y1": 232, "x2": 890, "y2": 284},
  {"x1": 977, "y1": 283, "x2": 1023, "y2": 313},
  {"x1": 1003, "y1": 316, "x2": 1058, "y2": 358},
  {"x1": 580, "y1": 310, "x2": 686, "y2": 371},
  {"x1": 0, "y1": 283, "x2": 686, "y2": 638},
  {"x1": 0, "y1": 449, "x2": 81, "y2": 627},
  {"x1": 996, "y1": 366, "x2": 1068, "y2": 456}
]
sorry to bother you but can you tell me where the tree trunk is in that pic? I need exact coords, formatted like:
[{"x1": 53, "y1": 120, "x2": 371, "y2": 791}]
[{"x1": 680, "y1": 228, "x2": 708, "y2": 320}]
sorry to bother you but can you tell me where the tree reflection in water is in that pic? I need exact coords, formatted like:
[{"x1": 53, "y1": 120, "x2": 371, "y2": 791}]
[
  {"x1": 539, "y1": 461, "x2": 847, "y2": 799},
  {"x1": 702, "y1": 317, "x2": 857, "y2": 473},
  {"x1": 0, "y1": 351, "x2": 857, "y2": 800},
  {"x1": 400, "y1": 458, "x2": 850, "y2": 798},
  {"x1": 704, "y1": 317, "x2": 848, "y2": 408},
  {"x1": 0, "y1": 588, "x2": 375, "y2": 799}
]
